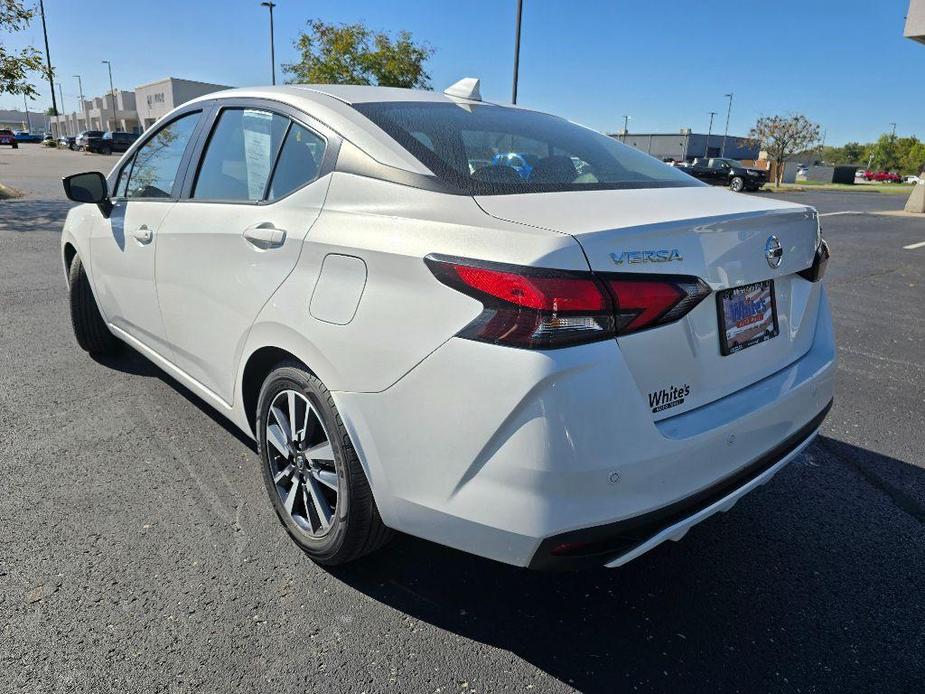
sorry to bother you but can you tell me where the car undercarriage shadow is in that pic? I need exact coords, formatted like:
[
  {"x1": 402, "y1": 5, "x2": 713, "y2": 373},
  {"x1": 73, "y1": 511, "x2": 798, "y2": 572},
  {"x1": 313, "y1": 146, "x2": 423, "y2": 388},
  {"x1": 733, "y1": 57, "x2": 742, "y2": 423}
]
[{"x1": 329, "y1": 437, "x2": 924, "y2": 693}]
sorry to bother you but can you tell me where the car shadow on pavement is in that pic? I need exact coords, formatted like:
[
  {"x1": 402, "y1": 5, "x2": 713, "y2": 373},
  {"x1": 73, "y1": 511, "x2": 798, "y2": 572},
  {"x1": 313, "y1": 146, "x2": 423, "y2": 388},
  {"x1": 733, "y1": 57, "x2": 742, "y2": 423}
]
[
  {"x1": 0, "y1": 199, "x2": 73, "y2": 233},
  {"x1": 330, "y1": 437, "x2": 924, "y2": 693}
]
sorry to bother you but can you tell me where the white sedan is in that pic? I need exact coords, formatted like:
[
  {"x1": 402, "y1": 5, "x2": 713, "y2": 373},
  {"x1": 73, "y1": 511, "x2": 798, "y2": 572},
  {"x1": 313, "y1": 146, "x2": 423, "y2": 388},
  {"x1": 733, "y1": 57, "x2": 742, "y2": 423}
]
[{"x1": 60, "y1": 80, "x2": 835, "y2": 570}]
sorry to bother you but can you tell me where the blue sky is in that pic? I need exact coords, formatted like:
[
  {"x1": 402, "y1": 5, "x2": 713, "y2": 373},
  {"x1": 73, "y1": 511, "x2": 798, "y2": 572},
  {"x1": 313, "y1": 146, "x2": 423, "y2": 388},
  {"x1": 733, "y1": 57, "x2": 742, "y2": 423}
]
[{"x1": 3, "y1": 0, "x2": 921, "y2": 145}]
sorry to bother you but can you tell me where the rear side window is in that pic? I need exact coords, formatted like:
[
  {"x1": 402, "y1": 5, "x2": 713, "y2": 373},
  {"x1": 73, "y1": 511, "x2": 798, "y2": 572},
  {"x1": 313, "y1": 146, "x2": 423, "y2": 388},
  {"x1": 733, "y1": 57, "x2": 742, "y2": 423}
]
[
  {"x1": 193, "y1": 109, "x2": 288, "y2": 201},
  {"x1": 267, "y1": 123, "x2": 326, "y2": 200},
  {"x1": 125, "y1": 112, "x2": 200, "y2": 199},
  {"x1": 353, "y1": 101, "x2": 701, "y2": 195}
]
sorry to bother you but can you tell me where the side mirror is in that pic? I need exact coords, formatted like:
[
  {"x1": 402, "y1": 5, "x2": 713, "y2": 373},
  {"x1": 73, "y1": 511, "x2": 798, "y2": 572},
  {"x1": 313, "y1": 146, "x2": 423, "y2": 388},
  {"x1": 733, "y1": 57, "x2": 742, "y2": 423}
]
[{"x1": 63, "y1": 171, "x2": 112, "y2": 216}]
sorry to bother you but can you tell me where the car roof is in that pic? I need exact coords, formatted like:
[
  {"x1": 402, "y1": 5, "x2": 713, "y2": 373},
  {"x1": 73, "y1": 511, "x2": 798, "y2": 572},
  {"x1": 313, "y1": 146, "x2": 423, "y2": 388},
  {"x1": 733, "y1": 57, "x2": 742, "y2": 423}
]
[{"x1": 184, "y1": 84, "x2": 488, "y2": 175}]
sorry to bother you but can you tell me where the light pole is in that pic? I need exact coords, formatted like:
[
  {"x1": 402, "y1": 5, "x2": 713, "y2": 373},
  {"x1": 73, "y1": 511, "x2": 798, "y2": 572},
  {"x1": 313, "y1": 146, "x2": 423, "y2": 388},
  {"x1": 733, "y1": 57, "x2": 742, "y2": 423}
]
[
  {"x1": 260, "y1": 2, "x2": 277, "y2": 85},
  {"x1": 889, "y1": 122, "x2": 897, "y2": 139},
  {"x1": 511, "y1": 0, "x2": 523, "y2": 104},
  {"x1": 705, "y1": 111, "x2": 717, "y2": 158},
  {"x1": 102, "y1": 60, "x2": 115, "y2": 131},
  {"x1": 721, "y1": 92, "x2": 733, "y2": 157},
  {"x1": 22, "y1": 94, "x2": 31, "y2": 132},
  {"x1": 55, "y1": 82, "x2": 65, "y2": 136},
  {"x1": 622, "y1": 115, "x2": 631, "y2": 142},
  {"x1": 39, "y1": 0, "x2": 57, "y2": 118},
  {"x1": 74, "y1": 75, "x2": 86, "y2": 134}
]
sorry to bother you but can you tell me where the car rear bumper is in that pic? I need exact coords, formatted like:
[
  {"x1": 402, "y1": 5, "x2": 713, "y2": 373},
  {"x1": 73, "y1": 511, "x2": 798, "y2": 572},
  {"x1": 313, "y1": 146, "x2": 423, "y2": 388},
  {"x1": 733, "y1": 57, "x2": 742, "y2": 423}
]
[{"x1": 334, "y1": 285, "x2": 836, "y2": 569}]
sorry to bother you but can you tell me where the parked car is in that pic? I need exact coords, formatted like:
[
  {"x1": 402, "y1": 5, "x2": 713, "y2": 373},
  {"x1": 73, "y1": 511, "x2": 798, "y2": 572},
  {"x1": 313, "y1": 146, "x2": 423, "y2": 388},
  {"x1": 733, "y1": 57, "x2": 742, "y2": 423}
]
[
  {"x1": 0, "y1": 128, "x2": 19, "y2": 148},
  {"x1": 87, "y1": 131, "x2": 139, "y2": 155},
  {"x1": 60, "y1": 82, "x2": 834, "y2": 570},
  {"x1": 678, "y1": 157, "x2": 768, "y2": 192},
  {"x1": 75, "y1": 130, "x2": 103, "y2": 151},
  {"x1": 57, "y1": 135, "x2": 77, "y2": 150},
  {"x1": 868, "y1": 170, "x2": 901, "y2": 183},
  {"x1": 14, "y1": 130, "x2": 42, "y2": 143},
  {"x1": 903, "y1": 174, "x2": 921, "y2": 184}
]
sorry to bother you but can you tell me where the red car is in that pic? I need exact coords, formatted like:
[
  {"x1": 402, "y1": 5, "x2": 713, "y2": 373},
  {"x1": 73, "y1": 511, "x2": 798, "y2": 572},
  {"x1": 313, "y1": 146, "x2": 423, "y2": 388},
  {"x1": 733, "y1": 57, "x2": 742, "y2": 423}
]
[
  {"x1": 0, "y1": 129, "x2": 19, "y2": 148},
  {"x1": 864, "y1": 170, "x2": 901, "y2": 183}
]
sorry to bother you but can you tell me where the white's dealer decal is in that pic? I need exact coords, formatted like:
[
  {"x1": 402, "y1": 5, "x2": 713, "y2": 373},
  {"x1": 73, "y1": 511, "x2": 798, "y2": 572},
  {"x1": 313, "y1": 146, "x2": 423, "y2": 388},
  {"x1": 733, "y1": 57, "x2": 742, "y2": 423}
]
[{"x1": 648, "y1": 384, "x2": 691, "y2": 413}]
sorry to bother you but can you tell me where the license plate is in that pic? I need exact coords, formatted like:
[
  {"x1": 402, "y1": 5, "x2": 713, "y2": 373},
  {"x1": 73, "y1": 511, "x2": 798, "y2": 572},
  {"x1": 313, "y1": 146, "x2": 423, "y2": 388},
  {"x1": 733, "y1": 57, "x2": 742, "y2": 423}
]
[{"x1": 717, "y1": 280, "x2": 779, "y2": 355}]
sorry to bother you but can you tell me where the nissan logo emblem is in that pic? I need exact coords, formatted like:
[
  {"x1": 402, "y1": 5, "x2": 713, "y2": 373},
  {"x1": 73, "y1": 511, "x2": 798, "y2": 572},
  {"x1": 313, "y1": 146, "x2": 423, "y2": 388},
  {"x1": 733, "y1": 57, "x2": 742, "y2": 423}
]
[{"x1": 765, "y1": 235, "x2": 783, "y2": 268}]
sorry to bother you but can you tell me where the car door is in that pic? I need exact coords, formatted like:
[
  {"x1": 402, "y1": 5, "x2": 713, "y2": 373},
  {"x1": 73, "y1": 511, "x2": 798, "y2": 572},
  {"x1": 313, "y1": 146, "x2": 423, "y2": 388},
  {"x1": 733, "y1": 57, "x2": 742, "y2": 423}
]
[
  {"x1": 88, "y1": 109, "x2": 203, "y2": 357},
  {"x1": 154, "y1": 103, "x2": 334, "y2": 404}
]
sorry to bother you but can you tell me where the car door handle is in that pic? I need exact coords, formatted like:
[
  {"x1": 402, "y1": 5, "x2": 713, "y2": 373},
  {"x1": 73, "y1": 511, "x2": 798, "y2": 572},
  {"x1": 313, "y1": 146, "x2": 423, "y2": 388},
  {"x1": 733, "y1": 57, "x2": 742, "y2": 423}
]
[
  {"x1": 132, "y1": 225, "x2": 154, "y2": 245},
  {"x1": 243, "y1": 222, "x2": 286, "y2": 249}
]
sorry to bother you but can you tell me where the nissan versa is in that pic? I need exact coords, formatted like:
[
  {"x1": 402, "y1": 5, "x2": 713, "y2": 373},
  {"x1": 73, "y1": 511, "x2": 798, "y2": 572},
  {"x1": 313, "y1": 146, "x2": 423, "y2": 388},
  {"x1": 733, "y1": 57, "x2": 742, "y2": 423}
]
[{"x1": 60, "y1": 80, "x2": 834, "y2": 569}]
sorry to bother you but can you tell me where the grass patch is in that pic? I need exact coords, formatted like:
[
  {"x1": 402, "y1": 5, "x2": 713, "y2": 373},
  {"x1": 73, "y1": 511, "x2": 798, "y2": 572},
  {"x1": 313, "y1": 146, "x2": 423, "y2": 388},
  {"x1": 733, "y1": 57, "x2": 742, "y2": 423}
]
[
  {"x1": 0, "y1": 182, "x2": 24, "y2": 199},
  {"x1": 763, "y1": 181, "x2": 914, "y2": 195}
]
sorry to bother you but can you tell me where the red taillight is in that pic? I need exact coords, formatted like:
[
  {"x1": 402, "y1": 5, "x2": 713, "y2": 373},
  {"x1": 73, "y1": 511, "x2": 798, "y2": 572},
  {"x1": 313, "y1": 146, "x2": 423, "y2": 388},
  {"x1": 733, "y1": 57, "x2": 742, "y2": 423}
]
[
  {"x1": 425, "y1": 255, "x2": 615, "y2": 349},
  {"x1": 425, "y1": 255, "x2": 711, "y2": 349},
  {"x1": 604, "y1": 275, "x2": 711, "y2": 335}
]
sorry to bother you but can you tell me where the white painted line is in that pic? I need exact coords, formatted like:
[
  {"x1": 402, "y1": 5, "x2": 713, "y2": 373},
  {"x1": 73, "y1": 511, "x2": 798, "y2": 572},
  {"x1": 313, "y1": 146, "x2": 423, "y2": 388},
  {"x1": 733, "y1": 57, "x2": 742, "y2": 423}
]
[
  {"x1": 903, "y1": 240, "x2": 925, "y2": 250},
  {"x1": 819, "y1": 211, "x2": 866, "y2": 217}
]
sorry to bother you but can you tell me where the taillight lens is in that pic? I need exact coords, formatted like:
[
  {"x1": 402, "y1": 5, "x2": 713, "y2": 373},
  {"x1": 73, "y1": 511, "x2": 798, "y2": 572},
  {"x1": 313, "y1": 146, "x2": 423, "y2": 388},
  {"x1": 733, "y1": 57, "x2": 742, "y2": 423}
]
[
  {"x1": 604, "y1": 275, "x2": 712, "y2": 334},
  {"x1": 425, "y1": 255, "x2": 615, "y2": 349},
  {"x1": 426, "y1": 255, "x2": 711, "y2": 349}
]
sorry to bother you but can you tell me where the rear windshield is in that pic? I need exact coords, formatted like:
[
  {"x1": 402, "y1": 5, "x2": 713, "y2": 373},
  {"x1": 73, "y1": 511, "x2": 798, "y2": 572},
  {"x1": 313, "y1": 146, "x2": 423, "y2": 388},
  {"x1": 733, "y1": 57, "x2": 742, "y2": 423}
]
[{"x1": 353, "y1": 101, "x2": 701, "y2": 195}]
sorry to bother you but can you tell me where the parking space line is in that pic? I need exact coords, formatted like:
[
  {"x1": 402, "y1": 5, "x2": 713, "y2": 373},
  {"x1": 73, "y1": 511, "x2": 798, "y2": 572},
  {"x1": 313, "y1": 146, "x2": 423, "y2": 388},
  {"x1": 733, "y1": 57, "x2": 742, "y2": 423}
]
[{"x1": 903, "y1": 240, "x2": 925, "y2": 250}]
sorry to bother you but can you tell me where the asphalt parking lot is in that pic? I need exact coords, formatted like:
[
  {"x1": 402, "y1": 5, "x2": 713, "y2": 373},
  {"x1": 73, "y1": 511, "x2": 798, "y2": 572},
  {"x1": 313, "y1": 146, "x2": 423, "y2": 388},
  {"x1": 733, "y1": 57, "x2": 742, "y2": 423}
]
[{"x1": 1, "y1": 145, "x2": 923, "y2": 693}]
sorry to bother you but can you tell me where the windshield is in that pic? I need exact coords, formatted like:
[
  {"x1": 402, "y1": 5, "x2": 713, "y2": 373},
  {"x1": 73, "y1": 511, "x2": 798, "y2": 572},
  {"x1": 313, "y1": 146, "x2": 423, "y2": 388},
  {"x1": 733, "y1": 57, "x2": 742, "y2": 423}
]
[{"x1": 353, "y1": 101, "x2": 702, "y2": 195}]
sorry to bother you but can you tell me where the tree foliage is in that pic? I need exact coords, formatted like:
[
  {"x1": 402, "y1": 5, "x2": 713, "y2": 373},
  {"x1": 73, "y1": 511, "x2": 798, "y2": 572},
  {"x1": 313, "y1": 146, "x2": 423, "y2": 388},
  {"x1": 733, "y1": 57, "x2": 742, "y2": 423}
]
[
  {"x1": 0, "y1": 0, "x2": 47, "y2": 98},
  {"x1": 748, "y1": 114, "x2": 821, "y2": 186},
  {"x1": 283, "y1": 19, "x2": 433, "y2": 89},
  {"x1": 814, "y1": 136, "x2": 925, "y2": 174}
]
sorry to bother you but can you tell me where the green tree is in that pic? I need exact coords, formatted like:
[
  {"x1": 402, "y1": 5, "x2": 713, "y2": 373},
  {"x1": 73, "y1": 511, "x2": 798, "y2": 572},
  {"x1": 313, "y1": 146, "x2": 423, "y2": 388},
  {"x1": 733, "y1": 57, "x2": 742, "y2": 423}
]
[
  {"x1": 747, "y1": 114, "x2": 821, "y2": 186},
  {"x1": 0, "y1": 0, "x2": 46, "y2": 97},
  {"x1": 283, "y1": 19, "x2": 433, "y2": 89},
  {"x1": 842, "y1": 142, "x2": 864, "y2": 163}
]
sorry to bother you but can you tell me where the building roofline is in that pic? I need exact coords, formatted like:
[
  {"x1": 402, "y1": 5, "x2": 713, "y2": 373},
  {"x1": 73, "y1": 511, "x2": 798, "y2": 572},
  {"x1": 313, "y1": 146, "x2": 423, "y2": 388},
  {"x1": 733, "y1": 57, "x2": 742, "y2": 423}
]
[{"x1": 134, "y1": 76, "x2": 234, "y2": 90}]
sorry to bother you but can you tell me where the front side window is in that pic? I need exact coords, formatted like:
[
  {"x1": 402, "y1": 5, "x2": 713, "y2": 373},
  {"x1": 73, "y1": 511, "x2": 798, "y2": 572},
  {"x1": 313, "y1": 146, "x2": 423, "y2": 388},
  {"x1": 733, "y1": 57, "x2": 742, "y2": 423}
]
[
  {"x1": 125, "y1": 112, "x2": 200, "y2": 199},
  {"x1": 193, "y1": 109, "x2": 288, "y2": 201},
  {"x1": 353, "y1": 101, "x2": 702, "y2": 195},
  {"x1": 267, "y1": 123, "x2": 326, "y2": 200}
]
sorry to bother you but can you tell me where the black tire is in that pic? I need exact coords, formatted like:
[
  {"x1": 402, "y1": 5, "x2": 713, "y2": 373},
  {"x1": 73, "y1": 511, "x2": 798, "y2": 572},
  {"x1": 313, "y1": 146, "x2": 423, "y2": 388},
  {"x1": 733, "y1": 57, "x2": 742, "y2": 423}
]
[
  {"x1": 730, "y1": 176, "x2": 745, "y2": 192},
  {"x1": 12, "y1": 143, "x2": 17, "y2": 149},
  {"x1": 68, "y1": 254, "x2": 120, "y2": 355},
  {"x1": 101, "y1": 146, "x2": 111, "y2": 156},
  {"x1": 256, "y1": 361, "x2": 391, "y2": 565}
]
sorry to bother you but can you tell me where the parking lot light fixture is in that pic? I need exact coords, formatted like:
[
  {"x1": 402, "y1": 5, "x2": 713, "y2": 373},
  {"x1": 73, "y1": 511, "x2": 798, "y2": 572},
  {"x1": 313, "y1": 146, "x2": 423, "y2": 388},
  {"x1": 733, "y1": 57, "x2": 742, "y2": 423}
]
[
  {"x1": 705, "y1": 111, "x2": 717, "y2": 158},
  {"x1": 260, "y1": 2, "x2": 277, "y2": 85},
  {"x1": 74, "y1": 75, "x2": 86, "y2": 133},
  {"x1": 721, "y1": 93, "x2": 733, "y2": 157},
  {"x1": 101, "y1": 60, "x2": 115, "y2": 132}
]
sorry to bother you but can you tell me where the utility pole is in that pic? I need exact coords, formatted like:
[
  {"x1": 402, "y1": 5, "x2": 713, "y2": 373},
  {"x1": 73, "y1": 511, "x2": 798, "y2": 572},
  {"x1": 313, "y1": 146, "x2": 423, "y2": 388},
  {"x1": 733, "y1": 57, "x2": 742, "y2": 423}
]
[
  {"x1": 705, "y1": 111, "x2": 717, "y2": 158},
  {"x1": 621, "y1": 115, "x2": 630, "y2": 142},
  {"x1": 74, "y1": 75, "x2": 86, "y2": 133},
  {"x1": 102, "y1": 60, "x2": 115, "y2": 131},
  {"x1": 721, "y1": 92, "x2": 733, "y2": 157},
  {"x1": 39, "y1": 0, "x2": 57, "y2": 117},
  {"x1": 260, "y1": 2, "x2": 277, "y2": 85},
  {"x1": 889, "y1": 122, "x2": 897, "y2": 139},
  {"x1": 511, "y1": 0, "x2": 523, "y2": 104}
]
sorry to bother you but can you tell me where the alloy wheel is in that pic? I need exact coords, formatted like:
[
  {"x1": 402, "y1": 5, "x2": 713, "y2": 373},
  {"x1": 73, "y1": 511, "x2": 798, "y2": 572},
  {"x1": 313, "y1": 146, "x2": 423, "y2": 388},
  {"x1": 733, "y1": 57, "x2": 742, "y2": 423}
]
[{"x1": 265, "y1": 389, "x2": 339, "y2": 536}]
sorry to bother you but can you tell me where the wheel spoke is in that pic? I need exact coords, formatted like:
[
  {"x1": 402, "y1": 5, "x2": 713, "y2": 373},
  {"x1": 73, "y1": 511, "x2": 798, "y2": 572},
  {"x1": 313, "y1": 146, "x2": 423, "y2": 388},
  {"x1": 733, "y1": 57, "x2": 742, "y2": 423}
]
[
  {"x1": 304, "y1": 440, "x2": 333, "y2": 462},
  {"x1": 313, "y1": 467, "x2": 338, "y2": 492},
  {"x1": 271, "y1": 405, "x2": 292, "y2": 443},
  {"x1": 305, "y1": 474, "x2": 332, "y2": 529},
  {"x1": 300, "y1": 402, "x2": 310, "y2": 443},
  {"x1": 273, "y1": 463, "x2": 294, "y2": 484},
  {"x1": 283, "y1": 475, "x2": 300, "y2": 515},
  {"x1": 267, "y1": 423, "x2": 290, "y2": 459},
  {"x1": 288, "y1": 391, "x2": 297, "y2": 443}
]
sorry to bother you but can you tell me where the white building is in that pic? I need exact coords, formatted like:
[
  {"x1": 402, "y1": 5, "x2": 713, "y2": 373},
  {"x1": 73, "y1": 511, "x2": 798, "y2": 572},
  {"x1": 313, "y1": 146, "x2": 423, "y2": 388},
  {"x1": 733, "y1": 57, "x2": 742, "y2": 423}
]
[{"x1": 49, "y1": 76, "x2": 231, "y2": 137}]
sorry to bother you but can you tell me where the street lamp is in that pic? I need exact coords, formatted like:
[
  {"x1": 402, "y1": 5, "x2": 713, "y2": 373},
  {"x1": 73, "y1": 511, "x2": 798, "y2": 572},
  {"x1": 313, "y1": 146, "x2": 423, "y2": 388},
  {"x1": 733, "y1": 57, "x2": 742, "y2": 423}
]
[
  {"x1": 260, "y1": 1, "x2": 277, "y2": 85},
  {"x1": 705, "y1": 111, "x2": 717, "y2": 158},
  {"x1": 39, "y1": 0, "x2": 57, "y2": 117},
  {"x1": 721, "y1": 92, "x2": 733, "y2": 157},
  {"x1": 101, "y1": 60, "x2": 115, "y2": 132},
  {"x1": 55, "y1": 82, "x2": 65, "y2": 136},
  {"x1": 622, "y1": 115, "x2": 631, "y2": 142},
  {"x1": 74, "y1": 75, "x2": 86, "y2": 134}
]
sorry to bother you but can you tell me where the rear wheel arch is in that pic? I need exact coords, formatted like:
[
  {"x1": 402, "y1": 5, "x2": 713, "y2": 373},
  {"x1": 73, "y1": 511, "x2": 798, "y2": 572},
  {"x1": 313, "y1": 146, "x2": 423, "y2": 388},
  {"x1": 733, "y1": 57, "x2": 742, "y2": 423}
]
[{"x1": 241, "y1": 346, "x2": 314, "y2": 438}]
